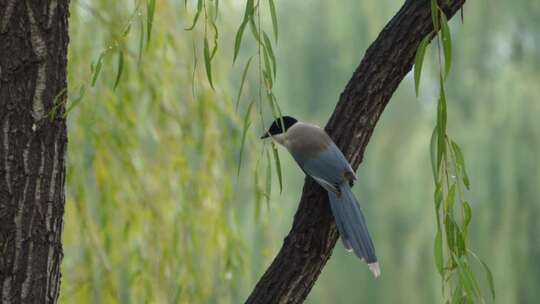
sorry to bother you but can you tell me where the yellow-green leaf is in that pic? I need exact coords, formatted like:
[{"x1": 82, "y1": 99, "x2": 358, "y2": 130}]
[
  {"x1": 268, "y1": 0, "x2": 278, "y2": 42},
  {"x1": 414, "y1": 34, "x2": 431, "y2": 96},
  {"x1": 265, "y1": 149, "x2": 272, "y2": 206},
  {"x1": 91, "y1": 53, "x2": 104, "y2": 87},
  {"x1": 185, "y1": 0, "x2": 203, "y2": 30},
  {"x1": 434, "y1": 229, "x2": 444, "y2": 275},
  {"x1": 235, "y1": 57, "x2": 253, "y2": 111},
  {"x1": 430, "y1": 126, "x2": 439, "y2": 180},
  {"x1": 430, "y1": 0, "x2": 439, "y2": 30},
  {"x1": 262, "y1": 31, "x2": 277, "y2": 79},
  {"x1": 237, "y1": 99, "x2": 255, "y2": 177},
  {"x1": 64, "y1": 85, "x2": 86, "y2": 117},
  {"x1": 271, "y1": 143, "x2": 283, "y2": 193},
  {"x1": 440, "y1": 11, "x2": 452, "y2": 79},
  {"x1": 203, "y1": 37, "x2": 214, "y2": 89},
  {"x1": 146, "y1": 0, "x2": 156, "y2": 46},
  {"x1": 113, "y1": 51, "x2": 124, "y2": 90}
]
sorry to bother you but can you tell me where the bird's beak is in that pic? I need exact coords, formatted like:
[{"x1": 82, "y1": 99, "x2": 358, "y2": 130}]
[{"x1": 260, "y1": 132, "x2": 270, "y2": 139}]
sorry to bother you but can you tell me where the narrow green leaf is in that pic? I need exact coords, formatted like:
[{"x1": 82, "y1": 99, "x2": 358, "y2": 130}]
[
  {"x1": 469, "y1": 250, "x2": 496, "y2": 300},
  {"x1": 462, "y1": 201, "x2": 472, "y2": 232},
  {"x1": 267, "y1": 92, "x2": 279, "y2": 121},
  {"x1": 210, "y1": 20, "x2": 219, "y2": 60},
  {"x1": 185, "y1": 0, "x2": 203, "y2": 30},
  {"x1": 262, "y1": 47, "x2": 273, "y2": 89},
  {"x1": 214, "y1": 0, "x2": 219, "y2": 22},
  {"x1": 268, "y1": 0, "x2": 278, "y2": 42},
  {"x1": 430, "y1": 0, "x2": 439, "y2": 30},
  {"x1": 233, "y1": 21, "x2": 247, "y2": 62},
  {"x1": 455, "y1": 257, "x2": 477, "y2": 298},
  {"x1": 434, "y1": 229, "x2": 444, "y2": 275},
  {"x1": 455, "y1": 225, "x2": 466, "y2": 256},
  {"x1": 451, "y1": 285, "x2": 463, "y2": 304},
  {"x1": 122, "y1": 23, "x2": 132, "y2": 37},
  {"x1": 91, "y1": 53, "x2": 104, "y2": 87},
  {"x1": 271, "y1": 143, "x2": 283, "y2": 193},
  {"x1": 49, "y1": 88, "x2": 67, "y2": 121},
  {"x1": 451, "y1": 141, "x2": 471, "y2": 189},
  {"x1": 237, "y1": 99, "x2": 255, "y2": 176},
  {"x1": 265, "y1": 149, "x2": 272, "y2": 206},
  {"x1": 203, "y1": 37, "x2": 214, "y2": 89},
  {"x1": 113, "y1": 51, "x2": 124, "y2": 90},
  {"x1": 436, "y1": 75, "x2": 447, "y2": 168},
  {"x1": 254, "y1": 165, "x2": 261, "y2": 218},
  {"x1": 248, "y1": 16, "x2": 262, "y2": 44},
  {"x1": 138, "y1": 18, "x2": 144, "y2": 64},
  {"x1": 464, "y1": 261, "x2": 482, "y2": 298},
  {"x1": 235, "y1": 57, "x2": 253, "y2": 111},
  {"x1": 445, "y1": 216, "x2": 455, "y2": 251},
  {"x1": 430, "y1": 126, "x2": 439, "y2": 180},
  {"x1": 434, "y1": 183, "x2": 443, "y2": 219},
  {"x1": 191, "y1": 41, "x2": 198, "y2": 98},
  {"x1": 414, "y1": 34, "x2": 431, "y2": 96},
  {"x1": 146, "y1": 0, "x2": 156, "y2": 46},
  {"x1": 482, "y1": 259, "x2": 496, "y2": 300},
  {"x1": 233, "y1": 0, "x2": 254, "y2": 62},
  {"x1": 445, "y1": 183, "x2": 456, "y2": 212},
  {"x1": 64, "y1": 85, "x2": 86, "y2": 117},
  {"x1": 262, "y1": 31, "x2": 277, "y2": 79},
  {"x1": 440, "y1": 11, "x2": 452, "y2": 79}
]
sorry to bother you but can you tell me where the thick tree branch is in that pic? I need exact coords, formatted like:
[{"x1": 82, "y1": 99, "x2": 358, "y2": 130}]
[{"x1": 246, "y1": 0, "x2": 466, "y2": 303}]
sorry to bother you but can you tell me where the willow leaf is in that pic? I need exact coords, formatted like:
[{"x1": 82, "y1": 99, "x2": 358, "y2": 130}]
[
  {"x1": 185, "y1": 0, "x2": 203, "y2": 30},
  {"x1": 262, "y1": 31, "x2": 277, "y2": 79},
  {"x1": 146, "y1": 0, "x2": 156, "y2": 46},
  {"x1": 64, "y1": 85, "x2": 86, "y2": 117},
  {"x1": 414, "y1": 34, "x2": 431, "y2": 96},
  {"x1": 233, "y1": 0, "x2": 254, "y2": 62},
  {"x1": 233, "y1": 21, "x2": 247, "y2": 62},
  {"x1": 113, "y1": 51, "x2": 124, "y2": 90},
  {"x1": 91, "y1": 53, "x2": 104, "y2": 87},
  {"x1": 470, "y1": 251, "x2": 496, "y2": 300},
  {"x1": 265, "y1": 149, "x2": 272, "y2": 206},
  {"x1": 210, "y1": 20, "x2": 219, "y2": 60},
  {"x1": 451, "y1": 141, "x2": 471, "y2": 189},
  {"x1": 430, "y1": 0, "x2": 439, "y2": 30},
  {"x1": 236, "y1": 57, "x2": 253, "y2": 111},
  {"x1": 271, "y1": 143, "x2": 283, "y2": 193},
  {"x1": 268, "y1": 0, "x2": 278, "y2": 42},
  {"x1": 440, "y1": 11, "x2": 452, "y2": 79},
  {"x1": 434, "y1": 229, "x2": 443, "y2": 275},
  {"x1": 138, "y1": 18, "x2": 144, "y2": 63},
  {"x1": 203, "y1": 37, "x2": 214, "y2": 89},
  {"x1": 430, "y1": 126, "x2": 439, "y2": 180},
  {"x1": 237, "y1": 99, "x2": 255, "y2": 177}
]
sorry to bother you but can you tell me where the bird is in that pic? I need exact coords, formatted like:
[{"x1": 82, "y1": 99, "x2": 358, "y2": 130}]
[{"x1": 261, "y1": 116, "x2": 380, "y2": 278}]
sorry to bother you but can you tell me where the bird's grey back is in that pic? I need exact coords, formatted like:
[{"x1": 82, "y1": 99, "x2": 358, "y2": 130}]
[{"x1": 286, "y1": 123, "x2": 332, "y2": 159}]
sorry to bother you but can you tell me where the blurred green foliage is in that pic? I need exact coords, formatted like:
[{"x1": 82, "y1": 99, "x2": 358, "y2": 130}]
[{"x1": 61, "y1": 0, "x2": 540, "y2": 303}]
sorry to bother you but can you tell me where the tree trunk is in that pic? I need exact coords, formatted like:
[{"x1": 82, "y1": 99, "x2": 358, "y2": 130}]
[
  {"x1": 246, "y1": 0, "x2": 465, "y2": 303},
  {"x1": 0, "y1": 1, "x2": 70, "y2": 303}
]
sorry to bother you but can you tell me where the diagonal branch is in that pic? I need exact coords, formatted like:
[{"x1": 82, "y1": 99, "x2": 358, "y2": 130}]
[{"x1": 246, "y1": 0, "x2": 466, "y2": 303}]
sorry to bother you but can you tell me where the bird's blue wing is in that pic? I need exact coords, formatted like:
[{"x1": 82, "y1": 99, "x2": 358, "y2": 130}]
[{"x1": 294, "y1": 143, "x2": 352, "y2": 190}]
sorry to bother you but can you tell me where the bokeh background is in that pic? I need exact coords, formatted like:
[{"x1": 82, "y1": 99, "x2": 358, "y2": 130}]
[{"x1": 61, "y1": 0, "x2": 540, "y2": 303}]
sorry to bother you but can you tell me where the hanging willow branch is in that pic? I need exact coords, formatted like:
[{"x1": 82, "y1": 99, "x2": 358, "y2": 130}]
[{"x1": 245, "y1": 0, "x2": 466, "y2": 303}]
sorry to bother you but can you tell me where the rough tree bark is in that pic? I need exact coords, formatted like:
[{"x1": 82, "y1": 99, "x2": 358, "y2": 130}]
[
  {"x1": 0, "y1": 1, "x2": 70, "y2": 303},
  {"x1": 246, "y1": 0, "x2": 466, "y2": 303}
]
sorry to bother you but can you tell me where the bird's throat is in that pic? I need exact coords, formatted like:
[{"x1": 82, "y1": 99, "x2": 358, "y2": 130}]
[{"x1": 272, "y1": 133, "x2": 288, "y2": 147}]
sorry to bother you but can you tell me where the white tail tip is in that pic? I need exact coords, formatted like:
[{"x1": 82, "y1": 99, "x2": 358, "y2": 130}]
[{"x1": 368, "y1": 262, "x2": 381, "y2": 278}]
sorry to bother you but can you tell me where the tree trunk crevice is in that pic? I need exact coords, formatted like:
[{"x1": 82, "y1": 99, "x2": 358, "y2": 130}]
[{"x1": 0, "y1": 1, "x2": 70, "y2": 303}]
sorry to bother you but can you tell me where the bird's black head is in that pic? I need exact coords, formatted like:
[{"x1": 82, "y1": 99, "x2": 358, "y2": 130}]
[{"x1": 260, "y1": 116, "x2": 298, "y2": 139}]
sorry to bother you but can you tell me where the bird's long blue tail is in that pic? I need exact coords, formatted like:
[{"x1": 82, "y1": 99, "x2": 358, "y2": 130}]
[{"x1": 328, "y1": 183, "x2": 380, "y2": 277}]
